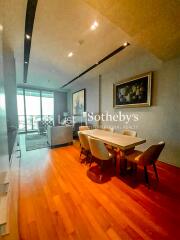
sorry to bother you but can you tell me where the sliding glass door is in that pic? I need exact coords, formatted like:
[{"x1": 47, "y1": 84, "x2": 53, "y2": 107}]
[
  {"x1": 17, "y1": 88, "x2": 54, "y2": 133},
  {"x1": 25, "y1": 89, "x2": 41, "y2": 131},
  {"x1": 17, "y1": 88, "x2": 26, "y2": 132},
  {"x1": 41, "y1": 91, "x2": 54, "y2": 122}
]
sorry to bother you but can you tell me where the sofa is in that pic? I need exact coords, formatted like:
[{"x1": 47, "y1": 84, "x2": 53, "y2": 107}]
[
  {"x1": 37, "y1": 120, "x2": 53, "y2": 135},
  {"x1": 47, "y1": 125, "x2": 73, "y2": 147}
]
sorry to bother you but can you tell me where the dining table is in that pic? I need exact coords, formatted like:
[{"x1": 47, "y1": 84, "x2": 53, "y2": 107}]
[{"x1": 81, "y1": 129, "x2": 146, "y2": 176}]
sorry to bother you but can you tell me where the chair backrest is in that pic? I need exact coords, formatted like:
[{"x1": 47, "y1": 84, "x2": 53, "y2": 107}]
[
  {"x1": 103, "y1": 127, "x2": 114, "y2": 132},
  {"x1": 79, "y1": 126, "x2": 90, "y2": 131},
  {"x1": 78, "y1": 132, "x2": 90, "y2": 150},
  {"x1": 139, "y1": 141, "x2": 165, "y2": 166},
  {"x1": 122, "y1": 129, "x2": 137, "y2": 137},
  {"x1": 88, "y1": 137, "x2": 110, "y2": 160}
]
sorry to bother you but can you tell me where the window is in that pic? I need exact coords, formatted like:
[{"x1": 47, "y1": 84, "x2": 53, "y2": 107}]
[
  {"x1": 17, "y1": 88, "x2": 54, "y2": 132},
  {"x1": 17, "y1": 88, "x2": 25, "y2": 131},
  {"x1": 41, "y1": 91, "x2": 54, "y2": 122},
  {"x1": 25, "y1": 89, "x2": 41, "y2": 131}
]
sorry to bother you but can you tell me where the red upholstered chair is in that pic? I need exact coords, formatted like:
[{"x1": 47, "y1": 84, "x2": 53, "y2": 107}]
[{"x1": 126, "y1": 141, "x2": 165, "y2": 187}]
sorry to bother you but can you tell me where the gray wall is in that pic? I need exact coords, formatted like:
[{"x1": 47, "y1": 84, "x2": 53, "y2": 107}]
[
  {"x1": 68, "y1": 76, "x2": 100, "y2": 126},
  {"x1": 54, "y1": 91, "x2": 68, "y2": 125},
  {"x1": 69, "y1": 52, "x2": 180, "y2": 167},
  {"x1": 100, "y1": 56, "x2": 180, "y2": 167},
  {"x1": 0, "y1": 0, "x2": 18, "y2": 159},
  {"x1": 3, "y1": 44, "x2": 18, "y2": 158},
  {"x1": 2, "y1": 28, "x2": 18, "y2": 159},
  {"x1": 0, "y1": 11, "x2": 9, "y2": 171},
  {"x1": 69, "y1": 75, "x2": 100, "y2": 114}
]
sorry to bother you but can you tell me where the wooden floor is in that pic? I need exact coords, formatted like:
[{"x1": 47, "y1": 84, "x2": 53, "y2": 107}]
[{"x1": 19, "y1": 139, "x2": 180, "y2": 240}]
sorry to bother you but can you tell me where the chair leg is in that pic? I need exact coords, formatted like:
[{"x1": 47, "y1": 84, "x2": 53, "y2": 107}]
[
  {"x1": 99, "y1": 161, "x2": 104, "y2": 182},
  {"x1": 112, "y1": 157, "x2": 116, "y2": 174},
  {"x1": 89, "y1": 154, "x2": 94, "y2": 167},
  {"x1": 80, "y1": 148, "x2": 85, "y2": 163},
  {"x1": 153, "y1": 162, "x2": 159, "y2": 182},
  {"x1": 100, "y1": 161, "x2": 102, "y2": 171},
  {"x1": 85, "y1": 150, "x2": 89, "y2": 164},
  {"x1": 133, "y1": 163, "x2": 137, "y2": 174},
  {"x1": 144, "y1": 166, "x2": 150, "y2": 187},
  {"x1": 80, "y1": 148, "x2": 82, "y2": 158},
  {"x1": 89, "y1": 155, "x2": 92, "y2": 166},
  {"x1": 86, "y1": 151, "x2": 89, "y2": 162}
]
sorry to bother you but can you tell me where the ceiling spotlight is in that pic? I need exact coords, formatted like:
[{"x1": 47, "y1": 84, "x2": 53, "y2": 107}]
[
  {"x1": 90, "y1": 21, "x2": 99, "y2": 31},
  {"x1": 26, "y1": 34, "x2": 31, "y2": 39},
  {"x1": 25, "y1": 61, "x2": 28, "y2": 64},
  {"x1": 68, "y1": 52, "x2": 73, "y2": 57},
  {"x1": 123, "y1": 42, "x2": 128, "y2": 47},
  {"x1": 93, "y1": 21, "x2": 98, "y2": 27},
  {"x1": 0, "y1": 24, "x2": 3, "y2": 31}
]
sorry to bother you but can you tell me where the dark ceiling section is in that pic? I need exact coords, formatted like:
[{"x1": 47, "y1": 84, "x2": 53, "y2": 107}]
[
  {"x1": 61, "y1": 43, "x2": 130, "y2": 88},
  {"x1": 24, "y1": 0, "x2": 38, "y2": 83}
]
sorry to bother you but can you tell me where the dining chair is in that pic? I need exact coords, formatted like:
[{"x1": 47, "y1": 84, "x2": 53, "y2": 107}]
[
  {"x1": 122, "y1": 129, "x2": 137, "y2": 156},
  {"x1": 88, "y1": 136, "x2": 114, "y2": 181},
  {"x1": 103, "y1": 127, "x2": 115, "y2": 150},
  {"x1": 78, "y1": 126, "x2": 90, "y2": 149},
  {"x1": 79, "y1": 126, "x2": 90, "y2": 131},
  {"x1": 78, "y1": 132, "x2": 91, "y2": 163},
  {"x1": 126, "y1": 141, "x2": 165, "y2": 187},
  {"x1": 103, "y1": 127, "x2": 114, "y2": 132},
  {"x1": 122, "y1": 129, "x2": 137, "y2": 137}
]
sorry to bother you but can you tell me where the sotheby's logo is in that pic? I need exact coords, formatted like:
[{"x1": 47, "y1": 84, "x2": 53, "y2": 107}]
[{"x1": 87, "y1": 111, "x2": 139, "y2": 124}]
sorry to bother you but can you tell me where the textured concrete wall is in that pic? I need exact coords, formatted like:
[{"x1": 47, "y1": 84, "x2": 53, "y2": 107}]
[
  {"x1": 69, "y1": 52, "x2": 180, "y2": 167},
  {"x1": 54, "y1": 91, "x2": 68, "y2": 125}
]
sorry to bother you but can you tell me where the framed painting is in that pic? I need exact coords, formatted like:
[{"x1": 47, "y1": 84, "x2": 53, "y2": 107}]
[
  {"x1": 113, "y1": 72, "x2": 152, "y2": 108},
  {"x1": 72, "y1": 89, "x2": 86, "y2": 115}
]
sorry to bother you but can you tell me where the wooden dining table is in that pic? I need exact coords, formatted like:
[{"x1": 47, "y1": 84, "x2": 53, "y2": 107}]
[{"x1": 81, "y1": 129, "x2": 146, "y2": 176}]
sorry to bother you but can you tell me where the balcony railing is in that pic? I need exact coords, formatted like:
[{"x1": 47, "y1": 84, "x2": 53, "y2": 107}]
[{"x1": 18, "y1": 115, "x2": 54, "y2": 132}]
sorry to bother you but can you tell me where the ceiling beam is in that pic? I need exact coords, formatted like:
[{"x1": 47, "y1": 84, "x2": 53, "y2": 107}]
[
  {"x1": 61, "y1": 42, "x2": 130, "y2": 88},
  {"x1": 24, "y1": 0, "x2": 38, "y2": 83}
]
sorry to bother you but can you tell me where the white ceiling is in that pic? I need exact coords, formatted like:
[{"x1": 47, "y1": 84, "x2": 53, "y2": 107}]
[
  {"x1": 3, "y1": 0, "x2": 27, "y2": 85},
  {"x1": 27, "y1": 0, "x2": 131, "y2": 89},
  {"x1": 3, "y1": 0, "x2": 180, "y2": 90}
]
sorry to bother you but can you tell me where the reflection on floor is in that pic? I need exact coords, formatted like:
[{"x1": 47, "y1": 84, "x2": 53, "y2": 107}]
[
  {"x1": 19, "y1": 138, "x2": 180, "y2": 240},
  {"x1": 25, "y1": 133, "x2": 48, "y2": 151}
]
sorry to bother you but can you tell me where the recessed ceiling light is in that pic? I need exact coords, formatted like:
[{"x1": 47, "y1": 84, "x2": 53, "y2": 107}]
[
  {"x1": 123, "y1": 42, "x2": 128, "y2": 47},
  {"x1": 26, "y1": 34, "x2": 31, "y2": 39},
  {"x1": 90, "y1": 21, "x2": 99, "y2": 31},
  {"x1": 68, "y1": 52, "x2": 73, "y2": 57}
]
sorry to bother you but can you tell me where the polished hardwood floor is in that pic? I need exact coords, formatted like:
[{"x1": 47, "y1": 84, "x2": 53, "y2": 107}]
[{"x1": 19, "y1": 138, "x2": 180, "y2": 240}]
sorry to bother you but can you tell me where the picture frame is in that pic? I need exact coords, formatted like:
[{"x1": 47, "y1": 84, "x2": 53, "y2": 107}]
[
  {"x1": 113, "y1": 72, "x2": 152, "y2": 108},
  {"x1": 72, "y1": 88, "x2": 86, "y2": 115}
]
